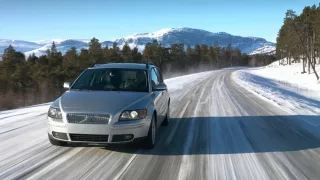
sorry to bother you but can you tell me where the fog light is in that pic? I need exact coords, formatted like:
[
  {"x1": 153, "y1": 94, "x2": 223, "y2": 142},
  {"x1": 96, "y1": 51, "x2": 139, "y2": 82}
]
[
  {"x1": 112, "y1": 134, "x2": 134, "y2": 142},
  {"x1": 124, "y1": 135, "x2": 133, "y2": 140},
  {"x1": 52, "y1": 131, "x2": 68, "y2": 140}
]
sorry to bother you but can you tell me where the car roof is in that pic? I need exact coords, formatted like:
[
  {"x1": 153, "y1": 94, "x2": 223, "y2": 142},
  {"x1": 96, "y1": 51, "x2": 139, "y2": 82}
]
[{"x1": 88, "y1": 63, "x2": 156, "y2": 70}]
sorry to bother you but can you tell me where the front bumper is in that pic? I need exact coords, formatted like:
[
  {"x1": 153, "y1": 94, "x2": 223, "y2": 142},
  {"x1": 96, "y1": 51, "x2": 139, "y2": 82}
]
[{"x1": 47, "y1": 117, "x2": 151, "y2": 144}]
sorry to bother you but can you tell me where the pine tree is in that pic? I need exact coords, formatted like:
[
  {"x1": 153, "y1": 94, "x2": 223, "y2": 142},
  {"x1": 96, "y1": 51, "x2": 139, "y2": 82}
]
[
  {"x1": 88, "y1": 38, "x2": 103, "y2": 63},
  {"x1": 131, "y1": 47, "x2": 143, "y2": 63},
  {"x1": 233, "y1": 48, "x2": 242, "y2": 66},
  {"x1": 110, "y1": 42, "x2": 122, "y2": 62},
  {"x1": 27, "y1": 53, "x2": 38, "y2": 66},
  {"x1": 51, "y1": 42, "x2": 58, "y2": 56},
  {"x1": 143, "y1": 43, "x2": 153, "y2": 63},
  {"x1": 11, "y1": 61, "x2": 32, "y2": 91},
  {"x1": 200, "y1": 44, "x2": 209, "y2": 65},
  {"x1": 177, "y1": 43, "x2": 185, "y2": 70},
  {"x1": 79, "y1": 49, "x2": 90, "y2": 68},
  {"x1": 2, "y1": 45, "x2": 16, "y2": 63},
  {"x1": 47, "y1": 42, "x2": 63, "y2": 67},
  {"x1": 283, "y1": 7, "x2": 320, "y2": 79},
  {"x1": 63, "y1": 47, "x2": 79, "y2": 80},
  {"x1": 213, "y1": 41, "x2": 221, "y2": 68},
  {"x1": 208, "y1": 45, "x2": 217, "y2": 69},
  {"x1": 226, "y1": 44, "x2": 233, "y2": 66},
  {"x1": 150, "y1": 40, "x2": 162, "y2": 66},
  {"x1": 64, "y1": 47, "x2": 78, "y2": 66},
  {"x1": 102, "y1": 46, "x2": 110, "y2": 62},
  {"x1": 121, "y1": 42, "x2": 131, "y2": 61},
  {"x1": 185, "y1": 44, "x2": 194, "y2": 67},
  {"x1": 194, "y1": 44, "x2": 201, "y2": 66},
  {"x1": 1, "y1": 45, "x2": 17, "y2": 80}
]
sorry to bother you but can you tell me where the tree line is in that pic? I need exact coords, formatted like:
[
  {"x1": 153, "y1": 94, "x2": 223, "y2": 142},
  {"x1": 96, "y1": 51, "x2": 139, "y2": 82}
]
[
  {"x1": 0, "y1": 38, "x2": 252, "y2": 109},
  {"x1": 276, "y1": 3, "x2": 320, "y2": 80}
]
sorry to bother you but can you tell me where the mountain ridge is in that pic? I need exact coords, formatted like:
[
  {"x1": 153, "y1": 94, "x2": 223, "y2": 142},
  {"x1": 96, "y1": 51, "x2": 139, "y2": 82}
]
[{"x1": 0, "y1": 27, "x2": 276, "y2": 57}]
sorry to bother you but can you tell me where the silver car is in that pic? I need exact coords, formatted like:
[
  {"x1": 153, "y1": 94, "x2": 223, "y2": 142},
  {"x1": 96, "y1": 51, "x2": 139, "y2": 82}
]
[{"x1": 47, "y1": 63, "x2": 170, "y2": 148}]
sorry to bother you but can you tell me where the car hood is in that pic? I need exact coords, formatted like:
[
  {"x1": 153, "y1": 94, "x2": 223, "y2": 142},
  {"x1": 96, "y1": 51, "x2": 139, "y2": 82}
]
[{"x1": 60, "y1": 90, "x2": 150, "y2": 114}]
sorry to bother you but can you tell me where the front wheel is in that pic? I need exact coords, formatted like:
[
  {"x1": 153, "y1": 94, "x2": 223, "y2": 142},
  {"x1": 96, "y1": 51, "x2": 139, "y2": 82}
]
[{"x1": 144, "y1": 115, "x2": 156, "y2": 149}]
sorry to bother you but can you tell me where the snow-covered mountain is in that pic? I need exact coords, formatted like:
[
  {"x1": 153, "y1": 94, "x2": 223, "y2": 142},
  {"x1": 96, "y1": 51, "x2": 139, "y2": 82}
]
[
  {"x1": 0, "y1": 39, "x2": 43, "y2": 54},
  {"x1": 24, "y1": 40, "x2": 115, "y2": 57},
  {"x1": 249, "y1": 45, "x2": 276, "y2": 55},
  {"x1": 115, "y1": 27, "x2": 275, "y2": 54},
  {"x1": 24, "y1": 40, "x2": 89, "y2": 57},
  {"x1": 32, "y1": 39, "x2": 65, "y2": 45},
  {"x1": 1, "y1": 27, "x2": 276, "y2": 57}
]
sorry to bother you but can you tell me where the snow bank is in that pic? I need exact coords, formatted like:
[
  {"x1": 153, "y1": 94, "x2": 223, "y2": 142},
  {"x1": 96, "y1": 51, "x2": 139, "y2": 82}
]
[
  {"x1": 0, "y1": 103, "x2": 50, "y2": 127},
  {"x1": 255, "y1": 60, "x2": 320, "y2": 91},
  {"x1": 233, "y1": 59, "x2": 320, "y2": 115}
]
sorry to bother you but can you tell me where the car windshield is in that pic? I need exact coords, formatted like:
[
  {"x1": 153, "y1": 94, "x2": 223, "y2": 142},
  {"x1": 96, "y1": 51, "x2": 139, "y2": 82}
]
[{"x1": 71, "y1": 68, "x2": 148, "y2": 92}]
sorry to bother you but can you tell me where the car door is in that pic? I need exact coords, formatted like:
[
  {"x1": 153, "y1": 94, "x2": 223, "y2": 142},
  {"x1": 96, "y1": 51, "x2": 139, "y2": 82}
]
[
  {"x1": 150, "y1": 68, "x2": 164, "y2": 126},
  {"x1": 155, "y1": 68, "x2": 169, "y2": 119}
]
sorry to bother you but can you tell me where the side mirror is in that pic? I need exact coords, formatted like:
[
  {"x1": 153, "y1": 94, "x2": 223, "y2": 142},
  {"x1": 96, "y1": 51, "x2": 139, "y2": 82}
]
[
  {"x1": 153, "y1": 83, "x2": 167, "y2": 91},
  {"x1": 63, "y1": 82, "x2": 72, "y2": 89}
]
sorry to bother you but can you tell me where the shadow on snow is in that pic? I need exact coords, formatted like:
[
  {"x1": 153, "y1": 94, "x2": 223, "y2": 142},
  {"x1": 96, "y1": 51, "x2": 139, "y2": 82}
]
[{"x1": 104, "y1": 115, "x2": 320, "y2": 155}]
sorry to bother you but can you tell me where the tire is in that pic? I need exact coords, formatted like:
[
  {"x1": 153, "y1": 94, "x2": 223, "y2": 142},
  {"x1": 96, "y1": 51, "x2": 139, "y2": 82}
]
[
  {"x1": 161, "y1": 102, "x2": 170, "y2": 126},
  {"x1": 48, "y1": 134, "x2": 68, "y2": 146},
  {"x1": 144, "y1": 114, "x2": 156, "y2": 149}
]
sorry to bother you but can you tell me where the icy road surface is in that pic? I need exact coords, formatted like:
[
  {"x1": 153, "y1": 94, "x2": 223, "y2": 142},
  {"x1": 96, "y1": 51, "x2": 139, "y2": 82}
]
[{"x1": 1, "y1": 69, "x2": 320, "y2": 180}]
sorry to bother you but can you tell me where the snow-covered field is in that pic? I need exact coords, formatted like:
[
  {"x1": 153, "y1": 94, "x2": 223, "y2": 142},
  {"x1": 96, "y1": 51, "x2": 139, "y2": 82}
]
[{"x1": 233, "y1": 60, "x2": 320, "y2": 115}]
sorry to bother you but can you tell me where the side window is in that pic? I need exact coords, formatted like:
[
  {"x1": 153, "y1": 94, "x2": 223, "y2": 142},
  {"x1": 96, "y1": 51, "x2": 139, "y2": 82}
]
[
  {"x1": 151, "y1": 68, "x2": 159, "y2": 89},
  {"x1": 155, "y1": 68, "x2": 163, "y2": 83}
]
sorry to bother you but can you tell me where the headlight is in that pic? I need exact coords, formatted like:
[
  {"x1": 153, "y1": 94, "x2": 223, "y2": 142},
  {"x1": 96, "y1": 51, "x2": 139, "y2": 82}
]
[
  {"x1": 48, "y1": 107, "x2": 63, "y2": 119},
  {"x1": 119, "y1": 109, "x2": 147, "y2": 120}
]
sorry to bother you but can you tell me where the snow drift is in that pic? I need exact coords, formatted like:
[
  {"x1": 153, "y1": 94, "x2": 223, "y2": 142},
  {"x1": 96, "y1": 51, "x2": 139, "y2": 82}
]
[{"x1": 233, "y1": 59, "x2": 320, "y2": 115}]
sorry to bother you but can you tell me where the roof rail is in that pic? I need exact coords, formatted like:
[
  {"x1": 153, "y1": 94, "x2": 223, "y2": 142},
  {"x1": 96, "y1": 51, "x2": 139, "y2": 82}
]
[
  {"x1": 146, "y1": 62, "x2": 155, "y2": 68},
  {"x1": 90, "y1": 63, "x2": 107, "y2": 68}
]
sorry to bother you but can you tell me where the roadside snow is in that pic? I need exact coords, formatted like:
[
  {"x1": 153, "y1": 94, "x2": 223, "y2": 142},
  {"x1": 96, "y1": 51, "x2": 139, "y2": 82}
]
[
  {"x1": 233, "y1": 59, "x2": 320, "y2": 115},
  {"x1": 0, "y1": 103, "x2": 50, "y2": 133}
]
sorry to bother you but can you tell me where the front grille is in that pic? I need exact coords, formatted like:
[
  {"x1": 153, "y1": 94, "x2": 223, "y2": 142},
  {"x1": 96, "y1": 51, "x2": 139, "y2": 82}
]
[
  {"x1": 67, "y1": 113, "x2": 110, "y2": 124},
  {"x1": 69, "y1": 134, "x2": 109, "y2": 142}
]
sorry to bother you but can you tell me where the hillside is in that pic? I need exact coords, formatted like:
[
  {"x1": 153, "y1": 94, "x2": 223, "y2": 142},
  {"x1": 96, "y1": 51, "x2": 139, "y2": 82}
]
[
  {"x1": 115, "y1": 27, "x2": 275, "y2": 54},
  {"x1": 249, "y1": 45, "x2": 276, "y2": 55}
]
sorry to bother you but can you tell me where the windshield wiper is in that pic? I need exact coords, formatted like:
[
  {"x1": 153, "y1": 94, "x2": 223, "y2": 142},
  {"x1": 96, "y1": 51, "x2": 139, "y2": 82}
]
[
  {"x1": 70, "y1": 88, "x2": 92, "y2": 91},
  {"x1": 102, "y1": 88, "x2": 119, "y2": 91}
]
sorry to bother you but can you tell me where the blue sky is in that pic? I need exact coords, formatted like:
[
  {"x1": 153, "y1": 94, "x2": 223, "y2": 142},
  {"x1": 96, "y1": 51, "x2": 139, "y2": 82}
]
[{"x1": 0, "y1": 0, "x2": 318, "y2": 42}]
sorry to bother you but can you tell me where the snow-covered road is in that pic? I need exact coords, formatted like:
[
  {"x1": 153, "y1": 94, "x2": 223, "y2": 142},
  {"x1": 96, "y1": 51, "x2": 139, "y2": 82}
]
[{"x1": 1, "y1": 69, "x2": 320, "y2": 180}]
